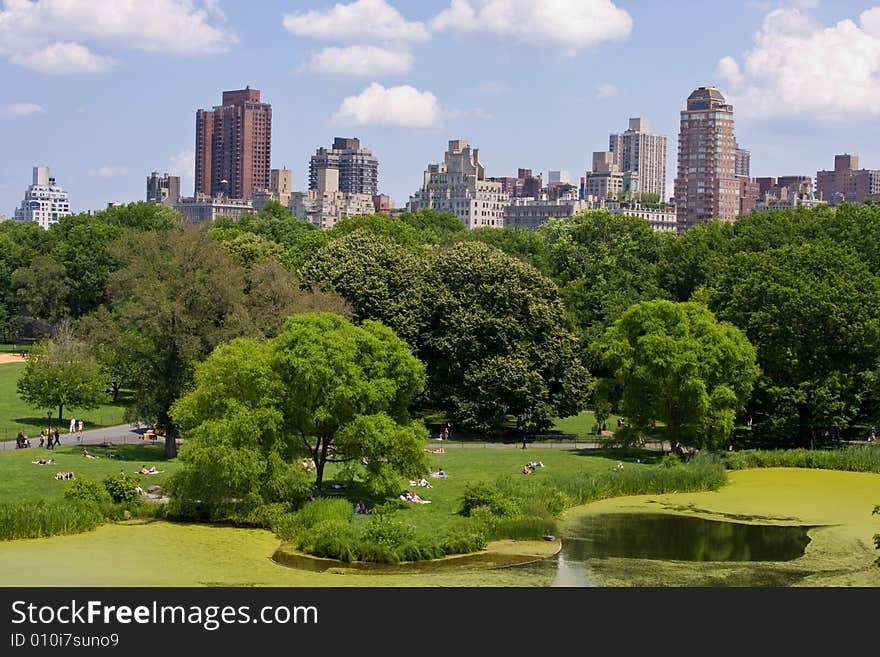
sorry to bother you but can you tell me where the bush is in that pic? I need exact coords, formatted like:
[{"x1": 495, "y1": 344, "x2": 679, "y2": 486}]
[
  {"x1": 722, "y1": 446, "x2": 880, "y2": 472},
  {"x1": 102, "y1": 473, "x2": 141, "y2": 504},
  {"x1": 64, "y1": 477, "x2": 109, "y2": 504},
  {"x1": 459, "y1": 481, "x2": 521, "y2": 518}
]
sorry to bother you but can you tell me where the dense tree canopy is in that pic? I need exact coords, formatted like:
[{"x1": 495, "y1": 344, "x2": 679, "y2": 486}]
[{"x1": 709, "y1": 242, "x2": 880, "y2": 443}]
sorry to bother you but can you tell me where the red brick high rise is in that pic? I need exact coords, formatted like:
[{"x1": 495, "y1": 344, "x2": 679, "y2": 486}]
[
  {"x1": 194, "y1": 87, "x2": 272, "y2": 199},
  {"x1": 674, "y1": 86, "x2": 739, "y2": 233}
]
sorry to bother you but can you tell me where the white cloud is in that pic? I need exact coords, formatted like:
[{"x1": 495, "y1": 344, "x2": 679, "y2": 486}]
[
  {"x1": 719, "y1": 6, "x2": 880, "y2": 120},
  {"x1": 168, "y1": 150, "x2": 195, "y2": 179},
  {"x1": 431, "y1": 0, "x2": 633, "y2": 58},
  {"x1": 0, "y1": 0, "x2": 236, "y2": 74},
  {"x1": 89, "y1": 165, "x2": 128, "y2": 178},
  {"x1": 304, "y1": 45, "x2": 413, "y2": 76},
  {"x1": 0, "y1": 102, "x2": 45, "y2": 117},
  {"x1": 332, "y1": 83, "x2": 440, "y2": 128},
  {"x1": 283, "y1": 0, "x2": 429, "y2": 43},
  {"x1": 10, "y1": 42, "x2": 116, "y2": 74},
  {"x1": 596, "y1": 82, "x2": 618, "y2": 99}
]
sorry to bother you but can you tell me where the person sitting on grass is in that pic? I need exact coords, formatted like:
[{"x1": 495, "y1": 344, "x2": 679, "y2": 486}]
[
  {"x1": 431, "y1": 468, "x2": 447, "y2": 479},
  {"x1": 54, "y1": 471, "x2": 74, "y2": 480},
  {"x1": 522, "y1": 464, "x2": 534, "y2": 475},
  {"x1": 354, "y1": 501, "x2": 366, "y2": 515}
]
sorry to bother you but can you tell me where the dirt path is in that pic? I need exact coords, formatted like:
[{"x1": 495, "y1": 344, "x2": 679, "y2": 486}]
[{"x1": 0, "y1": 353, "x2": 27, "y2": 365}]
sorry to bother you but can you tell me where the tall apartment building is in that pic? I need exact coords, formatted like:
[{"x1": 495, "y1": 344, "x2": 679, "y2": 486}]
[
  {"x1": 13, "y1": 166, "x2": 71, "y2": 230},
  {"x1": 407, "y1": 139, "x2": 509, "y2": 229},
  {"x1": 609, "y1": 117, "x2": 667, "y2": 200},
  {"x1": 816, "y1": 154, "x2": 880, "y2": 205},
  {"x1": 308, "y1": 137, "x2": 378, "y2": 197},
  {"x1": 734, "y1": 145, "x2": 750, "y2": 177},
  {"x1": 195, "y1": 87, "x2": 272, "y2": 200},
  {"x1": 146, "y1": 171, "x2": 181, "y2": 205},
  {"x1": 675, "y1": 86, "x2": 739, "y2": 233}
]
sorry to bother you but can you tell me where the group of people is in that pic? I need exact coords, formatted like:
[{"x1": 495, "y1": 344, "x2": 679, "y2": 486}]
[
  {"x1": 53, "y1": 471, "x2": 74, "y2": 480},
  {"x1": 15, "y1": 419, "x2": 84, "y2": 450},
  {"x1": 353, "y1": 501, "x2": 371, "y2": 515}
]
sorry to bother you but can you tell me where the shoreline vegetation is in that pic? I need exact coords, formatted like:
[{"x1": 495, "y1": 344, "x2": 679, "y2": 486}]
[{"x1": 2, "y1": 443, "x2": 877, "y2": 576}]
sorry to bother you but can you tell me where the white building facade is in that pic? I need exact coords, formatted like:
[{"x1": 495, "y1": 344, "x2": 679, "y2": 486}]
[
  {"x1": 14, "y1": 167, "x2": 71, "y2": 230},
  {"x1": 408, "y1": 139, "x2": 509, "y2": 229}
]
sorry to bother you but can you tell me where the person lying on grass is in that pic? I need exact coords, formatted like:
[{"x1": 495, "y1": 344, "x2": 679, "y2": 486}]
[
  {"x1": 32, "y1": 458, "x2": 55, "y2": 465},
  {"x1": 409, "y1": 477, "x2": 432, "y2": 488},
  {"x1": 81, "y1": 449, "x2": 98, "y2": 459},
  {"x1": 53, "y1": 471, "x2": 74, "y2": 480},
  {"x1": 400, "y1": 490, "x2": 431, "y2": 504},
  {"x1": 138, "y1": 465, "x2": 163, "y2": 475}
]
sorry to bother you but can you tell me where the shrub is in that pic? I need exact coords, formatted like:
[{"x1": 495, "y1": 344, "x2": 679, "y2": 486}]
[
  {"x1": 64, "y1": 477, "x2": 109, "y2": 504},
  {"x1": 102, "y1": 473, "x2": 141, "y2": 504},
  {"x1": 0, "y1": 500, "x2": 104, "y2": 540}
]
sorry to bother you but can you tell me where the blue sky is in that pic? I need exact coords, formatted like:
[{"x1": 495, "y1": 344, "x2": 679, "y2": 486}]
[{"x1": 1, "y1": 0, "x2": 879, "y2": 215}]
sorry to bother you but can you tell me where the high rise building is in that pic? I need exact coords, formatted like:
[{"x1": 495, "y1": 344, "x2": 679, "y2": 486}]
[
  {"x1": 609, "y1": 117, "x2": 667, "y2": 200},
  {"x1": 407, "y1": 139, "x2": 509, "y2": 229},
  {"x1": 734, "y1": 145, "x2": 750, "y2": 177},
  {"x1": 816, "y1": 154, "x2": 880, "y2": 205},
  {"x1": 194, "y1": 87, "x2": 272, "y2": 200},
  {"x1": 13, "y1": 166, "x2": 71, "y2": 230},
  {"x1": 289, "y1": 161, "x2": 374, "y2": 230},
  {"x1": 488, "y1": 168, "x2": 543, "y2": 199},
  {"x1": 146, "y1": 171, "x2": 181, "y2": 205},
  {"x1": 583, "y1": 151, "x2": 639, "y2": 200},
  {"x1": 308, "y1": 137, "x2": 378, "y2": 197},
  {"x1": 675, "y1": 86, "x2": 739, "y2": 233}
]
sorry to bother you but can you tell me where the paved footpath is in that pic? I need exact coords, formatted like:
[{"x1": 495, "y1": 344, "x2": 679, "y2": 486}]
[
  {"x1": 2, "y1": 426, "x2": 672, "y2": 453},
  {"x1": 0, "y1": 424, "x2": 155, "y2": 451}
]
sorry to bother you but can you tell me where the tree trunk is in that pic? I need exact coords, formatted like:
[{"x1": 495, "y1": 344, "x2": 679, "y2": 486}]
[
  {"x1": 57, "y1": 404, "x2": 63, "y2": 423},
  {"x1": 112, "y1": 382, "x2": 120, "y2": 403},
  {"x1": 313, "y1": 438, "x2": 330, "y2": 496},
  {"x1": 160, "y1": 410, "x2": 177, "y2": 458}
]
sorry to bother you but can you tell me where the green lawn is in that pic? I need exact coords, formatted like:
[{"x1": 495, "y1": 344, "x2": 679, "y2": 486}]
[
  {"x1": 0, "y1": 362, "x2": 129, "y2": 442},
  {"x1": 320, "y1": 442, "x2": 658, "y2": 535},
  {"x1": 0, "y1": 443, "x2": 179, "y2": 502},
  {"x1": 551, "y1": 410, "x2": 599, "y2": 438}
]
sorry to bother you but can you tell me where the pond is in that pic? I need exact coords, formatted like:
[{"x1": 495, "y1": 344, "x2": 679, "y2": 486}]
[{"x1": 562, "y1": 513, "x2": 815, "y2": 562}]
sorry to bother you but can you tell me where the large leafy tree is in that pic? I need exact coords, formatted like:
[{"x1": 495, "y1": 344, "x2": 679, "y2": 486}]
[
  {"x1": 11, "y1": 254, "x2": 69, "y2": 333},
  {"x1": 592, "y1": 300, "x2": 758, "y2": 450},
  {"x1": 91, "y1": 226, "x2": 253, "y2": 456},
  {"x1": 299, "y1": 230, "x2": 429, "y2": 345},
  {"x1": 17, "y1": 324, "x2": 107, "y2": 422},
  {"x1": 422, "y1": 241, "x2": 592, "y2": 435},
  {"x1": 709, "y1": 242, "x2": 880, "y2": 443},
  {"x1": 172, "y1": 313, "x2": 429, "y2": 497}
]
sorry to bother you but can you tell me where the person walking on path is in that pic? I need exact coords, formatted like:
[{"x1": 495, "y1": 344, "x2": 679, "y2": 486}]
[
  {"x1": 77, "y1": 419, "x2": 84, "y2": 443},
  {"x1": 69, "y1": 417, "x2": 76, "y2": 434},
  {"x1": 53, "y1": 427, "x2": 61, "y2": 447}
]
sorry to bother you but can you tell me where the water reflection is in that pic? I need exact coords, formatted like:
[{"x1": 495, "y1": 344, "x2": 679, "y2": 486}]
[{"x1": 562, "y1": 513, "x2": 813, "y2": 562}]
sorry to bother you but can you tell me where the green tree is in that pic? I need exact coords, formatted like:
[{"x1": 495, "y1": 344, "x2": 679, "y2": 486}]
[
  {"x1": 16, "y1": 324, "x2": 107, "y2": 422},
  {"x1": 93, "y1": 226, "x2": 253, "y2": 456},
  {"x1": 11, "y1": 254, "x2": 69, "y2": 333},
  {"x1": 538, "y1": 210, "x2": 666, "y2": 363},
  {"x1": 300, "y1": 230, "x2": 428, "y2": 345},
  {"x1": 592, "y1": 300, "x2": 758, "y2": 450},
  {"x1": 243, "y1": 259, "x2": 351, "y2": 338},
  {"x1": 709, "y1": 242, "x2": 880, "y2": 443},
  {"x1": 172, "y1": 313, "x2": 429, "y2": 497},
  {"x1": 423, "y1": 241, "x2": 592, "y2": 435},
  {"x1": 457, "y1": 226, "x2": 550, "y2": 274}
]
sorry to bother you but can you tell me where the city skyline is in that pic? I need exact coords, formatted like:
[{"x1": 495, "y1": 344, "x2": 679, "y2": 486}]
[{"x1": 2, "y1": 0, "x2": 880, "y2": 214}]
